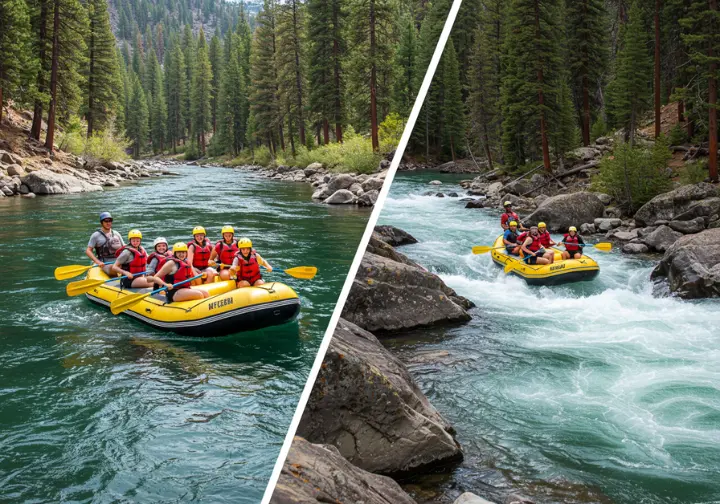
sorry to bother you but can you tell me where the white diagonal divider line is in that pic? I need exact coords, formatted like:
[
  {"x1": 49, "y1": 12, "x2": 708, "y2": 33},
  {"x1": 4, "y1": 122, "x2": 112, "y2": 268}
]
[{"x1": 260, "y1": 0, "x2": 464, "y2": 500}]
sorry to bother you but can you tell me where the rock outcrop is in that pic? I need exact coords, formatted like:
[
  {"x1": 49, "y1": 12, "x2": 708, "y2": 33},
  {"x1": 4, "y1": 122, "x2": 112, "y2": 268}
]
[
  {"x1": 21, "y1": 169, "x2": 103, "y2": 194},
  {"x1": 297, "y1": 319, "x2": 463, "y2": 475},
  {"x1": 270, "y1": 437, "x2": 416, "y2": 504},
  {"x1": 634, "y1": 183, "x2": 718, "y2": 226},
  {"x1": 651, "y1": 228, "x2": 720, "y2": 298},
  {"x1": 374, "y1": 225, "x2": 418, "y2": 247},
  {"x1": 524, "y1": 192, "x2": 605, "y2": 232}
]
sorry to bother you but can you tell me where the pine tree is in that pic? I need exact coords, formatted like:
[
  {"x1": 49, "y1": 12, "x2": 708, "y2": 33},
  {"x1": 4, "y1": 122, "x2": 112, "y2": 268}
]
[
  {"x1": 29, "y1": 0, "x2": 52, "y2": 140},
  {"x1": 566, "y1": 0, "x2": 608, "y2": 146},
  {"x1": 45, "y1": 0, "x2": 88, "y2": 150},
  {"x1": 443, "y1": 39, "x2": 465, "y2": 161},
  {"x1": 217, "y1": 32, "x2": 247, "y2": 155},
  {"x1": 126, "y1": 72, "x2": 148, "y2": 157},
  {"x1": 165, "y1": 38, "x2": 186, "y2": 151},
  {"x1": 500, "y1": 0, "x2": 561, "y2": 172},
  {"x1": 181, "y1": 24, "x2": 195, "y2": 143},
  {"x1": 150, "y1": 61, "x2": 167, "y2": 152},
  {"x1": 85, "y1": 0, "x2": 121, "y2": 136},
  {"x1": 0, "y1": 0, "x2": 35, "y2": 124},
  {"x1": 392, "y1": 13, "x2": 418, "y2": 118},
  {"x1": 607, "y1": 1, "x2": 653, "y2": 146},
  {"x1": 191, "y1": 28, "x2": 212, "y2": 154},
  {"x1": 208, "y1": 34, "x2": 222, "y2": 134}
]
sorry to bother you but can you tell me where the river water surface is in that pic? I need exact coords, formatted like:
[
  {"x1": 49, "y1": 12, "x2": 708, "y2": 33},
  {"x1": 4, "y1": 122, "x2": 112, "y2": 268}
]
[
  {"x1": 379, "y1": 172, "x2": 720, "y2": 504},
  {"x1": 0, "y1": 165, "x2": 369, "y2": 503}
]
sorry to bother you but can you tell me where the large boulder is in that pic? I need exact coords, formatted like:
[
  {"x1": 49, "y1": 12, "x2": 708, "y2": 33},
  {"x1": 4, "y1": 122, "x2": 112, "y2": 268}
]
[
  {"x1": 633, "y1": 183, "x2": 718, "y2": 226},
  {"x1": 362, "y1": 177, "x2": 385, "y2": 192},
  {"x1": 270, "y1": 437, "x2": 416, "y2": 504},
  {"x1": 342, "y1": 246, "x2": 473, "y2": 332},
  {"x1": 358, "y1": 189, "x2": 379, "y2": 206},
  {"x1": 374, "y1": 225, "x2": 418, "y2": 247},
  {"x1": 324, "y1": 189, "x2": 355, "y2": 205},
  {"x1": 327, "y1": 173, "x2": 357, "y2": 193},
  {"x1": 594, "y1": 217, "x2": 622, "y2": 232},
  {"x1": 7, "y1": 164, "x2": 26, "y2": 177},
  {"x1": 297, "y1": 319, "x2": 463, "y2": 475},
  {"x1": 641, "y1": 225, "x2": 683, "y2": 252},
  {"x1": 651, "y1": 228, "x2": 720, "y2": 298},
  {"x1": 21, "y1": 169, "x2": 103, "y2": 194},
  {"x1": 0, "y1": 150, "x2": 23, "y2": 165},
  {"x1": 524, "y1": 192, "x2": 605, "y2": 232},
  {"x1": 669, "y1": 217, "x2": 706, "y2": 234},
  {"x1": 501, "y1": 179, "x2": 531, "y2": 196}
]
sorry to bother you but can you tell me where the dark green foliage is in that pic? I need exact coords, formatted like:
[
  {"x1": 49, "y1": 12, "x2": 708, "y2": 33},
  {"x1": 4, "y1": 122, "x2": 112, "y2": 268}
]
[
  {"x1": 208, "y1": 34, "x2": 222, "y2": 134},
  {"x1": 442, "y1": 39, "x2": 465, "y2": 161},
  {"x1": 191, "y1": 28, "x2": 212, "y2": 154},
  {"x1": 126, "y1": 72, "x2": 149, "y2": 157},
  {"x1": 392, "y1": 13, "x2": 418, "y2": 118},
  {"x1": 0, "y1": 0, "x2": 36, "y2": 122}
]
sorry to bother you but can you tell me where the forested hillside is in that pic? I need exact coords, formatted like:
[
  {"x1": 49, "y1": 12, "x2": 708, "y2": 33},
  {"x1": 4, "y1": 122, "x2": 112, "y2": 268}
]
[
  {"x1": 413, "y1": 0, "x2": 719, "y2": 183},
  {"x1": 0, "y1": 0, "x2": 447, "y2": 172}
]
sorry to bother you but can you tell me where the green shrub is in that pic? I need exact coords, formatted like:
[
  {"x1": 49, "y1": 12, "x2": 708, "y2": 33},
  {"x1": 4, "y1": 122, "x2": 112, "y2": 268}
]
[
  {"x1": 379, "y1": 112, "x2": 405, "y2": 152},
  {"x1": 184, "y1": 141, "x2": 201, "y2": 161},
  {"x1": 590, "y1": 117, "x2": 608, "y2": 142},
  {"x1": 680, "y1": 160, "x2": 708, "y2": 185},
  {"x1": 668, "y1": 123, "x2": 688, "y2": 146},
  {"x1": 58, "y1": 115, "x2": 86, "y2": 155},
  {"x1": 592, "y1": 135, "x2": 672, "y2": 214},
  {"x1": 252, "y1": 145, "x2": 273, "y2": 166},
  {"x1": 59, "y1": 116, "x2": 129, "y2": 163}
]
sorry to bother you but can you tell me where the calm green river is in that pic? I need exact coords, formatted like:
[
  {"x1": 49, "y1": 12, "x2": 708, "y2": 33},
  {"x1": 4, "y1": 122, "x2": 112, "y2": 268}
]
[
  {"x1": 379, "y1": 172, "x2": 720, "y2": 504},
  {"x1": 0, "y1": 165, "x2": 369, "y2": 503}
]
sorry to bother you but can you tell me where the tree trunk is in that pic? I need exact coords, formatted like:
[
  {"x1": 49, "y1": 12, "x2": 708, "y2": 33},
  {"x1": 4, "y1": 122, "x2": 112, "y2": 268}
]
[
  {"x1": 31, "y1": 0, "x2": 48, "y2": 141},
  {"x1": 369, "y1": 0, "x2": 379, "y2": 152},
  {"x1": 582, "y1": 76, "x2": 590, "y2": 145},
  {"x1": 678, "y1": 99, "x2": 685, "y2": 122},
  {"x1": 287, "y1": 103, "x2": 296, "y2": 156},
  {"x1": 482, "y1": 125, "x2": 494, "y2": 170},
  {"x1": 332, "y1": 1, "x2": 342, "y2": 143},
  {"x1": 278, "y1": 124, "x2": 285, "y2": 151},
  {"x1": 323, "y1": 119, "x2": 329, "y2": 144},
  {"x1": 629, "y1": 107, "x2": 636, "y2": 146},
  {"x1": 87, "y1": 15, "x2": 96, "y2": 137},
  {"x1": 709, "y1": 0, "x2": 718, "y2": 181},
  {"x1": 425, "y1": 107, "x2": 429, "y2": 160},
  {"x1": 654, "y1": 0, "x2": 661, "y2": 138},
  {"x1": 292, "y1": 0, "x2": 305, "y2": 145},
  {"x1": 534, "y1": 0, "x2": 551, "y2": 173},
  {"x1": 316, "y1": 123, "x2": 321, "y2": 145},
  {"x1": 450, "y1": 134, "x2": 456, "y2": 162},
  {"x1": 0, "y1": 83, "x2": 3, "y2": 124},
  {"x1": 45, "y1": 0, "x2": 61, "y2": 151}
]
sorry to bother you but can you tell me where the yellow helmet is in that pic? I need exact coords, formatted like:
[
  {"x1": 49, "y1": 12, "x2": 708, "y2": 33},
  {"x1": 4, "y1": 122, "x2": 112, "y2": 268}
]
[
  {"x1": 128, "y1": 229, "x2": 142, "y2": 240},
  {"x1": 509, "y1": 221, "x2": 518, "y2": 227},
  {"x1": 569, "y1": 226, "x2": 577, "y2": 232},
  {"x1": 192, "y1": 226, "x2": 206, "y2": 236},
  {"x1": 538, "y1": 222, "x2": 546, "y2": 228},
  {"x1": 237, "y1": 237, "x2": 252, "y2": 248},
  {"x1": 173, "y1": 242, "x2": 188, "y2": 253},
  {"x1": 221, "y1": 225, "x2": 235, "y2": 235},
  {"x1": 503, "y1": 201, "x2": 512, "y2": 207}
]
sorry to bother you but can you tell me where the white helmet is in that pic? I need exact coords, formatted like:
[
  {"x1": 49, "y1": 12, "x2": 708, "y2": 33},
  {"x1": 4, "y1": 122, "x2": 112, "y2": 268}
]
[{"x1": 153, "y1": 237, "x2": 169, "y2": 248}]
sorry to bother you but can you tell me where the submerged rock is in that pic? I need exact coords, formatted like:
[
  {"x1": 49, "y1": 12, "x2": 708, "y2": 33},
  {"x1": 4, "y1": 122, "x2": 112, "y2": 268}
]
[
  {"x1": 297, "y1": 319, "x2": 463, "y2": 475},
  {"x1": 651, "y1": 228, "x2": 720, "y2": 299},
  {"x1": 525, "y1": 192, "x2": 605, "y2": 232},
  {"x1": 465, "y1": 200, "x2": 484, "y2": 209}
]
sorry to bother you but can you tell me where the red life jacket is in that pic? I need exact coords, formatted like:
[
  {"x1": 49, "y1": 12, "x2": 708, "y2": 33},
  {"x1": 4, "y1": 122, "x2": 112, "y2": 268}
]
[
  {"x1": 501, "y1": 211, "x2": 520, "y2": 227},
  {"x1": 235, "y1": 250, "x2": 262, "y2": 285},
  {"x1": 148, "y1": 251, "x2": 170, "y2": 279},
  {"x1": 167, "y1": 257, "x2": 194, "y2": 290},
  {"x1": 526, "y1": 235, "x2": 544, "y2": 252},
  {"x1": 538, "y1": 230, "x2": 552, "y2": 247},
  {"x1": 115, "y1": 245, "x2": 147, "y2": 275},
  {"x1": 215, "y1": 239, "x2": 239, "y2": 267},
  {"x1": 564, "y1": 233, "x2": 581, "y2": 252},
  {"x1": 517, "y1": 231, "x2": 528, "y2": 243},
  {"x1": 188, "y1": 238, "x2": 212, "y2": 268}
]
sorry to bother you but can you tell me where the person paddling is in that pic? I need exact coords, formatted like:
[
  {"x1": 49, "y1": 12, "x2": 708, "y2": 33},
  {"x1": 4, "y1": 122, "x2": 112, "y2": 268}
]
[
  {"x1": 86, "y1": 211, "x2": 124, "y2": 276},
  {"x1": 149, "y1": 243, "x2": 210, "y2": 302},
  {"x1": 209, "y1": 225, "x2": 239, "y2": 281},
  {"x1": 500, "y1": 202, "x2": 526, "y2": 231},
  {"x1": 560, "y1": 226, "x2": 585, "y2": 260},
  {"x1": 521, "y1": 226, "x2": 554, "y2": 265},
  {"x1": 230, "y1": 237, "x2": 273, "y2": 288},
  {"x1": 503, "y1": 221, "x2": 521, "y2": 256},
  {"x1": 111, "y1": 230, "x2": 154, "y2": 288},
  {"x1": 536, "y1": 222, "x2": 556, "y2": 249},
  {"x1": 187, "y1": 226, "x2": 217, "y2": 284},
  {"x1": 148, "y1": 237, "x2": 172, "y2": 287}
]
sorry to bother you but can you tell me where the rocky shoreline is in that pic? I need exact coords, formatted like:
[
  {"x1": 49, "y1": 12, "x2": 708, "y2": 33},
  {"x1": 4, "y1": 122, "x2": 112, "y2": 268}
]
[{"x1": 272, "y1": 226, "x2": 534, "y2": 504}]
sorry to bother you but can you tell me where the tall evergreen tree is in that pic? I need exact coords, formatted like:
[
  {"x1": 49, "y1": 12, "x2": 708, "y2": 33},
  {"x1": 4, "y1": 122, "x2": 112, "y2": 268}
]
[
  {"x1": 208, "y1": 34, "x2": 222, "y2": 134},
  {"x1": 607, "y1": 1, "x2": 653, "y2": 146},
  {"x1": 126, "y1": 72, "x2": 148, "y2": 157},
  {"x1": 275, "y1": 0, "x2": 307, "y2": 149},
  {"x1": 29, "y1": 0, "x2": 51, "y2": 140},
  {"x1": 191, "y1": 28, "x2": 213, "y2": 154},
  {"x1": 85, "y1": 0, "x2": 121, "y2": 136},
  {"x1": 217, "y1": 32, "x2": 247, "y2": 154},
  {"x1": 442, "y1": 39, "x2": 465, "y2": 161},
  {"x1": 0, "y1": 0, "x2": 35, "y2": 124},
  {"x1": 165, "y1": 38, "x2": 187, "y2": 151},
  {"x1": 181, "y1": 24, "x2": 195, "y2": 143},
  {"x1": 150, "y1": 61, "x2": 167, "y2": 152},
  {"x1": 392, "y1": 13, "x2": 418, "y2": 118}
]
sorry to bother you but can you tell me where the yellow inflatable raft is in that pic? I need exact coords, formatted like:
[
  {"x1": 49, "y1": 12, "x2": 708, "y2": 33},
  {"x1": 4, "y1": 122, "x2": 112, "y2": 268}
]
[
  {"x1": 83, "y1": 268, "x2": 300, "y2": 336},
  {"x1": 490, "y1": 235, "x2": 599, "y2": 285}
]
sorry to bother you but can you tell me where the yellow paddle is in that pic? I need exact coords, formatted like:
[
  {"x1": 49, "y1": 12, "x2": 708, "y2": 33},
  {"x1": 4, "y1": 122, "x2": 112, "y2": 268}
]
[
  {"x1": 66, "y1": 270, "x2": 150, "y2": 297},
  {"x1": 219, "y1": 264, "x2": 318, "y2": 280},
  {"x1": 558, "y1": 241, "x2": 613, "y2": 252},
  {"x1": 54, "y1": 261, "x2": 113, "y2": 281},
  {"x1": 110, "y1": 274, "x2": 204, "y2": 315},
  {"x1": 472, "y1": 245, "x2": 508, "y2": 255}
]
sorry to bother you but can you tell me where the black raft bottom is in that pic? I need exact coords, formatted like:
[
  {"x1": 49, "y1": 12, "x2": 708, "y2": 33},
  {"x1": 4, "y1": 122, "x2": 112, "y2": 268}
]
[{"x1": 519, "y1": 269, "x2": 600, "y2": 286}]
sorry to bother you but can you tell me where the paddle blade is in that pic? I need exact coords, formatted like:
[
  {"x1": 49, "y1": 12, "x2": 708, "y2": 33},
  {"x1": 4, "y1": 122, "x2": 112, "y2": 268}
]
[
  {"x1": 66, "y1": 279, "x2": 105, "y2": 297},
  {"x1": 472, "y1": 246, "x2": 492, "y2": 255},
  {"x1": 593, "y1": 242, "x2": 612, "y2": 252},
  {"x1": 284, "y1": 266, "x2": 317, "y2": 280},
  {"x1": 110, "y1": 292, "x2": 151, "y2": 315},
  {"x1": 504, "y1": 262, "x2": 516, "y2": 274},
  {"x1": 54, "y1": 264, "x2": 93, "y2": 281}
]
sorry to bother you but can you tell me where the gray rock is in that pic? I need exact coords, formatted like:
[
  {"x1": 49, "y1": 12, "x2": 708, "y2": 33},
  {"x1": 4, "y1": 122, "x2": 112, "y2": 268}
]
[
  {"x1": 275, "y1": 165, "x2": 295, "y2": 174},
  {"x1": 623, "y1": 243, "x2": 649, "y2": 254},
  {"x1": 348, "y1": 182, "x2": 364, "y2": 196},
  {"x1": 357, "y1": 189, "x2": 378, "y2": 206},
  {"x1": 594, "y1": 217, "x2": 622, "y2": 232},
  {"x1": 608, "y1": 228, "x2": 639, "y2": 241},
  {"x1": 580, "y1": 222, "x2": 596, "y2": 234},
  {"x1": 21, "y1": 192, "x2": 36, "y2": 198},
  {"x1": 324, "y1": 189, "x2": 355, "y2": 205},
  {"x1": 21, "y1": 169, "x2": 103, "y2": 194},
  {"x1": 429, "y1": 180, "x2": 442, "y2": 185},
  {"x1": 530, "y1": 173, "x2": 545, "y2": 186},
  {"x1": 673, "y1": 197, "x2": 720, "y2": 222},
  {"x1": 103, "y1": 180, "x2": 120, "y2": 187},
  {"x1": 326, "y1": 173, "x2": 356, "y2": 193},
  {"x1": 454, "y1": 493, "x2": 497, "y2": 504},
  {"x1": 7, "y1": 164, "x2": 25, "y2": 177},
  {"x1": 436, "y1": 192, "x2": 445, "y2": 198},
  {"x1": 448, "y1": 192, "x2": 459, "y2": 197},
  {"x1": 651, "y1": 228, "x2": 720, "y2": 298},
  {"x1": 361, "y1": 177, "x2": 384, "y2": 192},
  {"x1": 18, "y1": 183, "x2": 30, "y2": 195},
  {"x1": 465, "y1": 200, "x2": 484, "y2": 209},
  {"x1": 593, "y1": 192, "x2": 613, "y2": 205},
  {"x1": 298, "y1": 318, "x2": 463, "y2": 475},
  {"x1": 525, "y1": 192, "x2": 605, "y2": 232},
  {"x1": 270, "y1": 437, "x2": 416, "y2": 504},
  {"x1": 534, "y1": 194, "x2": 549, "y2": 206},
  {"x1": 642, "y1": 225, "x2": 683, "y2": 252},
  {"x1": 0, "y1": 150, "x2": 22, "y2": 165},
  {"x1": 669, "y1": 217, "x2": 706, "y2": 234},
  {"x1": 1, "y1": 186, "x2": 14, "y2": 196},
  {"x1": 569, "y1": 146, "x2": 600, "y2": 161},
  {"x1": 487, "y1": 181, "x2": 504, "y2": 196},
  {"x1": 102, "y1": 160, "x2": 123, "y2": 170},
  {"x1": 634, "y1": 183, "x2": 718, "y2": 226},
  {"x1": 374, "y1": 225, "x2": 418, "y2": 246},
  {"x1": 502, "y1": 179, "x2": 531, "y2": 196}
]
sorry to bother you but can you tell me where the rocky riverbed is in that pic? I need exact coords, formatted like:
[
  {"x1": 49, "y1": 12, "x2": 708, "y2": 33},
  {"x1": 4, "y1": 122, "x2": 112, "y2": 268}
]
[{"x1": 271, "y1": 226, "x2": 534, "y2": 504}]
